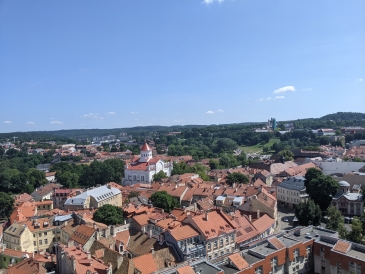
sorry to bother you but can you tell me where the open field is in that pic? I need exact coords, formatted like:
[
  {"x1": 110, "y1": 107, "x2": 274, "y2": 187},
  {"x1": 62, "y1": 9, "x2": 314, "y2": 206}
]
[{"x1": 239, "y1": 138, "x2": 279, "y2": 154}]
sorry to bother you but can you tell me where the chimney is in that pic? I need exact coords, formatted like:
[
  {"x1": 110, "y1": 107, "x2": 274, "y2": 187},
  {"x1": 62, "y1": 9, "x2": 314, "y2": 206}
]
[
  {"x1": 87, "y1": 252, "x2": 91, "y2": 260},
  {"x1": 257, "y1": 210, "x2": 260, "y2": 219},
  {"x1": 161, "y1": 209, "x2": 164, "y2": 214},
  {"x1": 107, "y1": 184, "x2": 111, "y2": 189},
  {"x1": 149, "y1": 229, "x2": 152, "y2": 238},
  {"x1": 2, "y1": 245, "x2": 5, "y2": 252},
  {"x1": 249, "y1": 215, "x2": 252, "y2": 222},
  {"x1": 151, "y1": 247, "x2": 155, "y2": 255},
  {"x1": 110, "y1": 225, "x2": 115, "y2": 237},
  {"x1": 93, "y1": 222, "x2": 97, "y2": 230},
  {"x1": 205, "y1": 212, "x2": 208, "y2": 221},
  {"x1": 67, "y1": 240, "x2": 74, "y2": 248}
]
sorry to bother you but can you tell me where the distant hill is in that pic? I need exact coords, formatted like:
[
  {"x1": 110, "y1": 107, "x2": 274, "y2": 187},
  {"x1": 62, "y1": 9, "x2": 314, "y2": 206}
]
[{"x1": 0, "y1": 112, "x2": 364, "y2": 142}]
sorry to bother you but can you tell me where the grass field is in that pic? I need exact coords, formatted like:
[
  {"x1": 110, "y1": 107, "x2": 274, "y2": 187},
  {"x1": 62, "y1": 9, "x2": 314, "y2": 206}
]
[{"x1": 239, "y1": 138, "x2": 279, "y2": 154}]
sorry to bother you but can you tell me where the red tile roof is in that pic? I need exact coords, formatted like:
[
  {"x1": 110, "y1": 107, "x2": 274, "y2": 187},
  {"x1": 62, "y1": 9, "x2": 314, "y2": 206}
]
[
  {"x1": 333, "y1": 240, "x2": 351, "y2": 253},
  {"x1": 131, "y1": 253, "x2": 158, "y2": 274},
  {"x1": 141, "y1": 143, "x2": 152, "y2": 151},
  {"x1": 177, "y1": 265, "x2": 195, "y2": 274},
  {"x1": 70, "y1": 224, "x2": 96, "y2": 245},
  {"x1": 228, "y1": 253, "x2": 249, "y2": 270}
]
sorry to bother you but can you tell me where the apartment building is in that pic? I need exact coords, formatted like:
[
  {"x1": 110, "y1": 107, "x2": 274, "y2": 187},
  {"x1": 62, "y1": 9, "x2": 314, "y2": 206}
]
[
  {"x1": 3, "y1": 223, "x2": 34, "y2": 253},
  {"x1": 277, "y1": 176, "x2": 309, "y2": 208},
  {"x1": 183, "y1": 209, "x2": 237, "y2": 261},
  {"x1": 214, "y1": 226, "x2": 338, "y2": 274}
]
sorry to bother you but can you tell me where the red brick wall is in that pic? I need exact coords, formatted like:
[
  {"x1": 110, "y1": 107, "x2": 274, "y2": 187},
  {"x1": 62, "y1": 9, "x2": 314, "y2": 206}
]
[{"x1": 329, "y1": 250, "x2": 363, "y2": 271}]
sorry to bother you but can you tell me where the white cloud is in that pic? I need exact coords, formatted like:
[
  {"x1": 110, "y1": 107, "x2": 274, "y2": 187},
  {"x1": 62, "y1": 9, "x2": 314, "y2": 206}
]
[
  {"x1": 302, "y1": 88, "x2": 312, "y2": 91},
  {"x1": 274, "y1": 86, "x2": 296, "y2": 94},
  {"x1": 26, "y1": 121, "x2": 35, "y2": 125},
  {"x1": 50, "y1": 120, "x2": 63, "y2": 125},
  {"x1": 259, "y1": 98, "x2": 264, "y2": 101},
  {"x1": 131, "y1": 112, "x2": 138, "y2": 115},
  {"x1": 266, "y1": 97, "x2": 272, "y2": 101},
  {"x1": 173, "y1": 119, "x2": 184, "y2": 123},
  {"x1": 203, "y1": 0, "x2": 225, "y2": 4},
  {"x1": 81, "y1": 113, "x2": 104, "y2": 120},
  {"x1": 356, "y1": 78, "x2": 363, "y2": 82},
  {"x1": 217, "y1": 109, "x2": 224, "y2": 112},
  {"x1": 275, "y1": 96, "x2": 285, "y2": 99},
  {"x1": 3, "y1": 121, "x2": 11, "y2": 124},
  {"x1": 259, "y1": 96, "x2": 284, "y2": 102},
  {"x1": 105, "y1": 111, "x2": 116, "y2": 115},
  {"x1": 206, "y1": 110, "x2": 214, "y2": 114}
]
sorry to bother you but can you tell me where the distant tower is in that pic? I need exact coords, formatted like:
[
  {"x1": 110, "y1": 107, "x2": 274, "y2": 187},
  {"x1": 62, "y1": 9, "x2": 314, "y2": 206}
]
[
  {"x1": 139, "y1": 142, "x2": 153, "y2": 163},
  {"x1": 272, "y1": 118, "x2": 277, "y2": 130}
]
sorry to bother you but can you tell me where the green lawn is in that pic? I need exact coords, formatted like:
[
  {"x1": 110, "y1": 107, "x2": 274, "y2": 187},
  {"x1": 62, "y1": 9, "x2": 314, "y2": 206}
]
[{"x1": 239, "y1": 138, "x2": 279, "y2": 154}]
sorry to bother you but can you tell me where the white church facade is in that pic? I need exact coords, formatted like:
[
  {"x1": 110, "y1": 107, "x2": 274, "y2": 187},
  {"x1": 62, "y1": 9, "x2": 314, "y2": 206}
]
[{"x1": 122, "y1": 142, "x2": 173, "y2": 186}]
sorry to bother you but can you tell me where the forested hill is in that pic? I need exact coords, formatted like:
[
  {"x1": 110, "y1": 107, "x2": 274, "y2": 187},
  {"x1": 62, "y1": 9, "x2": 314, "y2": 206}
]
[{"x1": 0, "y1": 112, "x2": 364, "y2": 142}]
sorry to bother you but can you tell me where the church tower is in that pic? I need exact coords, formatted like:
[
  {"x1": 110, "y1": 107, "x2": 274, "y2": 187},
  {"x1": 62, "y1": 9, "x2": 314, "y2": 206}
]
[{"x1": 139, "y1": 142, "x2": 152, "y2": 162}]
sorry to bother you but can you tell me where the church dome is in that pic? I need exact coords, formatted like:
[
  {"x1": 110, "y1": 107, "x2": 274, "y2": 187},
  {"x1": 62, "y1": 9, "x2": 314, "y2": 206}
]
[{"x1": 338, "y1": 181, "x2": 350, "y2": 187}]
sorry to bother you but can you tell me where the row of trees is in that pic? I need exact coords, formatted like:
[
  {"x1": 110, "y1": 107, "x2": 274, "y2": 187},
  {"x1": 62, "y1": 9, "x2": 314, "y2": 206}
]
[{"x1": 51, "y1": 159, "x2": 124, "y2": 188}]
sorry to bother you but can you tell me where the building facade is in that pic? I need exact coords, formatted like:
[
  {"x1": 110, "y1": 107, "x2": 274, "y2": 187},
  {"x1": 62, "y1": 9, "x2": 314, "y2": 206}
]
[
  {"x1": 332, "y1": 181, "x2": 364, "y2": 216},
  {"x1": 277, "y1": 176, "x2": 308, "y2": 208},
  {"x1": 123, "y1": 143, "x2": 173, "y2": 185}
]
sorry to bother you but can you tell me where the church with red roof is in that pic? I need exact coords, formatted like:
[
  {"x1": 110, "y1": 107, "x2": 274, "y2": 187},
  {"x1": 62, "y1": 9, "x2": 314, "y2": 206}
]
[{"x1": 122, "y1": 142, "x2": 173, "y2": 185}]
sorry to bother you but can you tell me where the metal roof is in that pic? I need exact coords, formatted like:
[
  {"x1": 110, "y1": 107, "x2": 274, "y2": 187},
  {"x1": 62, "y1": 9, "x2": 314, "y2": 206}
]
[{"x1": 64, "y1": 185, "x2": 121, "y2": 205}]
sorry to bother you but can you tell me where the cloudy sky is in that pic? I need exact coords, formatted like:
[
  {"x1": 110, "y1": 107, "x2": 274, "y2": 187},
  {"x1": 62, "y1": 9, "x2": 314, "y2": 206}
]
[{"x1": 1, "y1": 0, "x2": 364, "y2": 133}]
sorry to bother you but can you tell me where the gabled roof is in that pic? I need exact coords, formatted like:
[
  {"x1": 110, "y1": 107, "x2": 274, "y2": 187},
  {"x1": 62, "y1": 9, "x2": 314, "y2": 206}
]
[
  {"x1": 169, "y1": 224, "x2": 199, "y2": 241},
  {"x1": 70, "y1": 224, "x2": 96, "y2": 245},
  {"x1": 253, "y1": 214, "x2": 275, "y2": 234}
]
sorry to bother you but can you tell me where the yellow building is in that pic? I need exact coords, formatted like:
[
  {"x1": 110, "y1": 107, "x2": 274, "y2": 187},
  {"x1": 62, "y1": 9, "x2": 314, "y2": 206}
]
[
  {"x1": 3, "y1": 223, "x2": 34, "y2": 253},
  {"x1": 63, "y1": 185, "x2": 122, "y2": 210}
]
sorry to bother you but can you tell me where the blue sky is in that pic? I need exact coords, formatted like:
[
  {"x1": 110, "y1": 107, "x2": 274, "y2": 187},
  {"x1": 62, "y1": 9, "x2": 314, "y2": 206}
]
[{"x1": 1, "y1": 0, "x2": 364, "y2": 133}]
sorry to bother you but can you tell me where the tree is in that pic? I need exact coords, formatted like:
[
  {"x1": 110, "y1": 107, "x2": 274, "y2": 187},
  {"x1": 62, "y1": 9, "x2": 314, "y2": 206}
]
[
  {"x1": 150, "y1": 191, "x2": 179, "y2": 213},
  {"x1": 346, "y1": 217, "x2": 364, "y2": 243},
  {"x1": 0, "y1": 192, "x2": 15, "y2": 219},
  {"x1": 278, "y1": 149, "x2": 294, "y2": 161},
  {"x1": 26, "y1": 168, "x2": 47, "y2": 188},
  {"x1": 226, "y1": 172, "x2": 249, "y2": 186},
  {"x1": 305, "y1": 168, "x2": 339, "y2": 211},
  {"x1": 56, "y1": 171, "x2": 79, "y2": 188},
  {"x1": 128, "y1": 191, "x2": 140, "y2": 199},
  {"x1": 294, "y1": 199, "x2": 321, "y2": 226},
  {"x1": 153, "y1": 170, "x2": 167, "y2": 182},
  {"x1": 326, "y1": 206, "x2": 345, "y2": 232},
  {"x1": 93, "y1": 204, "x2": 124, "y2": 226}
]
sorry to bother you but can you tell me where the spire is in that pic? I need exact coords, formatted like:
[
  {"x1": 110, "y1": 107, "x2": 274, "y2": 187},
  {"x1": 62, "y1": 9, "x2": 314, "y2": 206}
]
[{"x1": 141, "y1": 142, "x2": 152, "y2": 151}]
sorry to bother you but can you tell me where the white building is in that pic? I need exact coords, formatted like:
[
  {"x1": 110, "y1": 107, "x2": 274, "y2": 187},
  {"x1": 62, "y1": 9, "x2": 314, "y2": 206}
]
[
  {"x1": 123, "y1": 142, "x2": 173, "y2": 186},
  {"x1": 277, "y1": 176, "x2": 308, "y2": 208}
]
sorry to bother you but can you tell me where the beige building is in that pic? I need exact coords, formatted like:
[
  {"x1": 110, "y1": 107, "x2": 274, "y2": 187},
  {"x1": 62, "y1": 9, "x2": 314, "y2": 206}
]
[
  {"x1": 24, "y1": 218, "x2": 58, "y2": 254},
  {"x1": 3, "y1": 223, "x2": 34, "y2": 253},
  {"x1": 64, "y1": 185, "x2": 122, "y2": 210},
  {"x1": 183, "y1": 209, "x2": 237, "y2": 261}
]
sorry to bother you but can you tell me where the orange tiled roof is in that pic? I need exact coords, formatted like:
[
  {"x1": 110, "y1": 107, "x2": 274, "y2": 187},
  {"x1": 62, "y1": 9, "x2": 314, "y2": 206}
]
[
  {"x1": 333, "y1": 240, "x2": 351, "y2": 253},
  {"x1": 7, "y1": 258, "x2": 46, "y2": 274},
  {"x1": 228, "y1": 253, "x2": 249, "y2": 270},
  {"x1": 253, "y1": 214, "x2": 275, "y2": 234},
  {"x1": 268, "y1": 237, "x2": 286, "y2": 249},
  {"x1": 131, "y1": 253, "x2": 158, "y2": 274},
  {"x1": 191, "y1": 210, "x2": 236, "y2": 240},
  {"x1": 177, "y1": 265, "x2": 195, "y2": 274},
  {"x1": 170, "y1": 224, "x2": 199, "y2": 241},
  {"x1": 70, "y1": 224, "x2": 96, "y2": 245}
]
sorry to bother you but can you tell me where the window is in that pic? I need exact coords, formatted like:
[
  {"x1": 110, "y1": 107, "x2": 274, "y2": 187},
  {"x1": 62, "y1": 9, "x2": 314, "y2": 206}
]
[
  {"x1": 255, "y1": 265, "x2": 263, "y2": 274},
  {"x1": 220, "y1": 251, "x2": 224, "y2": 256},
  {"x1": 214, "y1": 253, "x2": 218, "y2": 258},
  {"x1": 231, "y1": 234, "x2": 234, "y2": 241},
  {"x1": 226, "y1": 236, "x2": 229, "y2": 244},
  {"x1": 39, "y1": 240, "x2": 42, "y2": 245},
  {"x1": 208, "y1": 255, "x2": 212, "y2": 260},
  {"x1": 214, "y1": 241, "x2": 217, "y2": 248},
  {"x1": 44, "y1": 232, "x2": 47, "y2": 236},
  {"x1": 44, "y1": 239, "x2": 48, "y2": 244},
  {"x1": 207, "y1": 243, "x2": 211, "y2": 249},
  {"x1": 220, "y1": 238, "x2": 223, "y2": 246},
  {"x1": 33, "y1": 234, "x2": 35, "y2": 238},
  {"x1": 39, "y1": 233, "x2": 41, "y2": 237}
]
